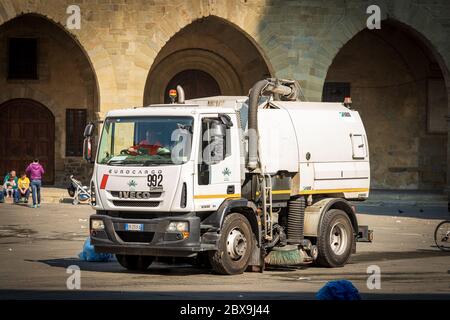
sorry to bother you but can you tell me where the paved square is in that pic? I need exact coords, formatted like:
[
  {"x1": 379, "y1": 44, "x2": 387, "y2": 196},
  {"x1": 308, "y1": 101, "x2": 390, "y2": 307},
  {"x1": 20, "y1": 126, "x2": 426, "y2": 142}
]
[{"x1": 0, "y1": 202, "x2": 449, "y2": 299}]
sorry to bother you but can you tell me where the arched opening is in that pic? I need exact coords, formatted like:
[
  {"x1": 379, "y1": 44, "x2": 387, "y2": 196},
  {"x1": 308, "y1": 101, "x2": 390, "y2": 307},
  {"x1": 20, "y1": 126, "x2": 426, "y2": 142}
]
[
  {"x1": 0, "y1": 14, "x2": 99, "y2": 185},
  {"x1": 144, "y1": 16, "x2": 271, "y2": 104},
  {"x1": 0, "y1": 99, "x2": 55, "y2": 184},
  {"x1": 323, "y1": 20, "x2": 449, "y2": 191},
  {"x1": 164, "y1": 69, "x2": 221, "y2": 103}
]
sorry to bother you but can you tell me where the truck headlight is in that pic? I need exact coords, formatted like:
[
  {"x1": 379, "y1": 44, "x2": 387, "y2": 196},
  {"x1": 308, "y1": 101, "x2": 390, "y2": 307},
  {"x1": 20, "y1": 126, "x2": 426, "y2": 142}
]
[
  {"x1": 166, "y1": 221, "x2": 189, "y2": 232},
  {"x1": 91, "y1": 219, "x2": 105, "y2": 230}
]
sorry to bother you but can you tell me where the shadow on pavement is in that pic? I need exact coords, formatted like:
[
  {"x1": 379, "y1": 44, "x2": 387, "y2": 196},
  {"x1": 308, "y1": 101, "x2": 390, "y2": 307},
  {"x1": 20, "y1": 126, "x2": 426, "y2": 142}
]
[
  {"x1": 354, "y1": 203, "x2": 449, "y2": 220},
  {"x1": 27, "y1": 248, "x2": 449, "y2": 276},
  {"x1": 27, "y1": 258, "x2": 214, "y2": 275},
  {"x1": 350, "y1": 249, "x2": 450, "y2": 263}
]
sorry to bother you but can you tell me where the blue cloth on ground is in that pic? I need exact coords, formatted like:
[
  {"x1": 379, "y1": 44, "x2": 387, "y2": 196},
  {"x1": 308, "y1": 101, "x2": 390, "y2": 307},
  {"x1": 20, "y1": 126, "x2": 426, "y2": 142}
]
[
  {"x1": 78, "y1": 237, "x2": 112, "y2": 262},
  {"x1": 316, "y1": 280, "x2": 361, "y2": 300}
]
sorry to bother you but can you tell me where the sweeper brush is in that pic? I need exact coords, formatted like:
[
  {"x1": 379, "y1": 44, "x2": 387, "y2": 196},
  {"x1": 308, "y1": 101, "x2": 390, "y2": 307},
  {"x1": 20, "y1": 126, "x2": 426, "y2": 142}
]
[{"x1": 264, "y1": 245, "x2": 306, "y2": 266}]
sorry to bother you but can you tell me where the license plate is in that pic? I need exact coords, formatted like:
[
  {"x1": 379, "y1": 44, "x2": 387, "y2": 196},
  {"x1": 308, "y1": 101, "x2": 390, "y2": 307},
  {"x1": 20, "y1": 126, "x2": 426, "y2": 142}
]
[{"x1": 125, "y1": 223, "x2": 144, "y2": 231}]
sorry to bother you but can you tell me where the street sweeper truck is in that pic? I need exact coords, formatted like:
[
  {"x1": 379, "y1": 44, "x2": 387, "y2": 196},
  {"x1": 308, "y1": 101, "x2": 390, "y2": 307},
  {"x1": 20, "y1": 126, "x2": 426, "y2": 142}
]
[{"x1": 83, "y1": 78, "x2": 372, "y2": 275}]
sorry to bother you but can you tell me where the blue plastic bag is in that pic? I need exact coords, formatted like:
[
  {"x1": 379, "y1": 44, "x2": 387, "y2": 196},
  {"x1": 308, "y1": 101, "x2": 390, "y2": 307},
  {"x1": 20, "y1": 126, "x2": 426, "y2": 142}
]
[
  {"x1": 78, "y1": 237, "x2": 112, "y2": 262},
  {"x1": 316, "y1": 280, "x2": 361, "y2": 300}
]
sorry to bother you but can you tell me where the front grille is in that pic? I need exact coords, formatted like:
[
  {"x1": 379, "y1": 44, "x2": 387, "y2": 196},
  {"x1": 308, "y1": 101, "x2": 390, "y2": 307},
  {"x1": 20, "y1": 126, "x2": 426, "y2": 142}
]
[
  {"x1": 110, "y1": 191, "x2": 162, "y2": 198},
  {"x1": 112, "y1": 200, "x2": 160, "y2": 207},
  {"x1": 116, "y1": 231, "x2": 155, "y2": 243},
  {"x1": 105, "y1": 211, "x2": 169, "y2": 219}
]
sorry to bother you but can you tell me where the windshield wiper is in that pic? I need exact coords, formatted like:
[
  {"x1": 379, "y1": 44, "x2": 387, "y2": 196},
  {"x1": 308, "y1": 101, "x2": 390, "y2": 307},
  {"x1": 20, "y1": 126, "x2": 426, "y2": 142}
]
[
  {"x1": 106, "y1": 159, "x2": 144, "y2": 166},
  {"x1": 143, "y1": 160, "x2": 174, "y2": 166}
]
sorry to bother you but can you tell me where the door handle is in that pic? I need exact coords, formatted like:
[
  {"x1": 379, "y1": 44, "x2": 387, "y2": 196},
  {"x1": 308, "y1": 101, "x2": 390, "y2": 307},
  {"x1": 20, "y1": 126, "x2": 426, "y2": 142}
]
[{"x1": 227, "y1": 185, "x2": 235, "y2": 194}]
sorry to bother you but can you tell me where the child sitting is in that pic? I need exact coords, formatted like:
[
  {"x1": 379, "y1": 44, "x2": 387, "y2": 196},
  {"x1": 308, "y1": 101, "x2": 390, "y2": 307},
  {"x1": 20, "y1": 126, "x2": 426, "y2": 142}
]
[
  {"x1": 3, "y1": 171, "x2": 19, "y2": 203},
  {"x1": 4, "y1": 177, "x2": 16, "y2": 198},
  {"x1": 18, "y1": 172, "x2": 31, "y2": 203}
]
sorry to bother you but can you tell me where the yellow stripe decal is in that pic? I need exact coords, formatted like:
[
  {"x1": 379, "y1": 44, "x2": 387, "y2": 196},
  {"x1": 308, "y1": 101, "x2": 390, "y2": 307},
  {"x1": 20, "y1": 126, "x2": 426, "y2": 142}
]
[
  {"x1": 194, "y1": 189, "x2": 368, "y2": 199},
  {"x1": 271, "y1": 190, "x2": 292, "y2": 195},
  {"x1": 193, "y1": 194, "x2": 241, "y2": 199},
  {"x1": 298, "y1": 188, "x2": 369, "y2": 195}
]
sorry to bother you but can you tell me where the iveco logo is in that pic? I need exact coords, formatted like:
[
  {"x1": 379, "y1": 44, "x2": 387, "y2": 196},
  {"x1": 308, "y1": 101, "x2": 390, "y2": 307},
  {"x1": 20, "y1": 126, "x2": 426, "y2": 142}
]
[{"x1": 118, "y1": 191, "x2": 152, "y2": 199}]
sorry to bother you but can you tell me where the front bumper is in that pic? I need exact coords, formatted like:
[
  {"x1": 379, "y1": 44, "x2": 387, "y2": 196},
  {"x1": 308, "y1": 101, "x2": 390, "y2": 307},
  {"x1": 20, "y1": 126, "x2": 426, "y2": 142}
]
[{"x1": 90, "y1": 213, "x2": 219, "y2": 257}]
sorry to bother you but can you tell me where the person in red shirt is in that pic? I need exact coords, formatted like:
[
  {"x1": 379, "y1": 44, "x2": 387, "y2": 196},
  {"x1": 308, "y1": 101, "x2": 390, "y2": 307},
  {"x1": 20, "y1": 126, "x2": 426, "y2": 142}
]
[
  {"x1": 128, "y1": 130, "x2": 162, "y2": 155},
  {"x1": 138, "y1": 130, "x2": 161, "y2": 146}
]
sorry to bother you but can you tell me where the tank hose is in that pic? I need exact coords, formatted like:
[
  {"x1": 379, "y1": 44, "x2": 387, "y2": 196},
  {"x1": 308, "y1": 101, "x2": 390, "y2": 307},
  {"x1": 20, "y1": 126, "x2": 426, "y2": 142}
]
[{"x1": 287, "y1": 197, "x2": 305, "y2": 244}]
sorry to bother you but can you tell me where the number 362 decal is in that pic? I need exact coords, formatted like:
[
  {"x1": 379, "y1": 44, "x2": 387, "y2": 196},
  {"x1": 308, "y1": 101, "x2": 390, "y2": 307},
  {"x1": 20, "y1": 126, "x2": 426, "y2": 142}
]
[{"x1": 147, "y1": 174, "x2": 163, "y2": 188}]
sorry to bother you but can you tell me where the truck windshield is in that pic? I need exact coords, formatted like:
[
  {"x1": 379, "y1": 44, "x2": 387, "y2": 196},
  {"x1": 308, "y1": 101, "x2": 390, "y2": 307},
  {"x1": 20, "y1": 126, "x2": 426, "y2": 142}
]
[{"x1": 97, "y1": 116, "x2": 193, "y2": 166}]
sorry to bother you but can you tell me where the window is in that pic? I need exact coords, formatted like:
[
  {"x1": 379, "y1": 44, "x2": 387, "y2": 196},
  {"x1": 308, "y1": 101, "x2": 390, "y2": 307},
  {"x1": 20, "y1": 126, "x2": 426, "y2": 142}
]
[
  {"x1": 96, "y1": 116, "x2": 193, "y2": 165},
  {"x1": 66, "y1": 109, "x2": 87, "y2": 157},
  {"x1": 198, "y1": 117, "x2": 230, "y2": 185},
  {"x1": 350, "y1": 134, "x2": 367, "y2": 159},
  {"x1": 8, "y1": 38, "x2": 38, "y2": 80},
  {"x1": 322, "y1": 82, "x2": 350, "y2": 102}
]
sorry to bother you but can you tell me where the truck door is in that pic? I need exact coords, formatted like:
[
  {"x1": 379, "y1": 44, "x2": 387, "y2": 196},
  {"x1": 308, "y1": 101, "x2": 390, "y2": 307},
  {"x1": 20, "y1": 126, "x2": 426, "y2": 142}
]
[{"x1": 194, "y1": 114, "x2": 241, "y2": 212}]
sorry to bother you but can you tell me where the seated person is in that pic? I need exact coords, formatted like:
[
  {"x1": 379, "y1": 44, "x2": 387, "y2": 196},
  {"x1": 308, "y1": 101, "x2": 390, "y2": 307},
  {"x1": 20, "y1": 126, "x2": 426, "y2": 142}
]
[
  {"x1": 17, "y1": 172, "x2": 31, "y2": 203},
  {"x1": 0, "y1": 184, "x2": 4, "y2": 203},
  {"x1": 4, "y1": 178, "x2": 14, "y2": 197},
  {"x1": 3, "y1": 171, "x2": 19, "y2": 203},
  {"x1": 139, "y1": 129, "x2": 162, "y2": 146},
  {"x1": 128, "y1": 129, "x2": 165, "y2": 156}
]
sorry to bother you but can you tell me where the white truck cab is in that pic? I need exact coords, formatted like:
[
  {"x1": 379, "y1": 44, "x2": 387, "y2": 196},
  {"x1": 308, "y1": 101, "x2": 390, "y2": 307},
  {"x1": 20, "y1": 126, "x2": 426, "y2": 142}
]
[{"x1": 84, "y1": 79, "x2": 372, "y2": 275}]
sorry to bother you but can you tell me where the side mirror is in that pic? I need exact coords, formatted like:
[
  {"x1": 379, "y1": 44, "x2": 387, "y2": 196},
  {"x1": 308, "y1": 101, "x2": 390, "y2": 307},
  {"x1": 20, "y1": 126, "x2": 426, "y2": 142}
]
[
  {"x1": 210, "y1": 121, "x2": 226, "y2": 137},
  {"x1": 84, "y1": 122, "x2": 95, "y2": 137},
  {"x1": 219, "y1": 114, "x2": 233, "y2": 127},
  {"x1": 83, "y1": 137, "x2": 93, "y2": 162}
]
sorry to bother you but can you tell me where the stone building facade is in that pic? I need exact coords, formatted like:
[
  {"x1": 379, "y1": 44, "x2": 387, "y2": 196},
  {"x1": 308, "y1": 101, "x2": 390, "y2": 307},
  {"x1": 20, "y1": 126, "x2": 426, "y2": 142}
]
[{"x1": 0, "y1": 0, "x2": 449, "y2": 192}]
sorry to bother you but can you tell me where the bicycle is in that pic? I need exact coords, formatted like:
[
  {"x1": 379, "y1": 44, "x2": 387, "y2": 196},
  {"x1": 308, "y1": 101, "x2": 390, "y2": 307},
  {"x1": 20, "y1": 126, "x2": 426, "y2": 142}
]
[{"x1": 434, "y1": 220, "x2": 450, "y2": 251}]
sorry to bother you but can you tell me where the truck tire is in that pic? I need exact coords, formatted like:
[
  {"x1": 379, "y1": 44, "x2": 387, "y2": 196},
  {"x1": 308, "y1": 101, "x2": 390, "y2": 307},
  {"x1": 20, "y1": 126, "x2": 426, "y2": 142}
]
[
  {"x1": 316, "y1": 209, "x2": 354, "y2": 267},
  {"x1": 208, "y1": 213, "x2": 254, "y2": 275},
  {"x1": 116, "y1": 254, "x2": 154, "y2": 271}
]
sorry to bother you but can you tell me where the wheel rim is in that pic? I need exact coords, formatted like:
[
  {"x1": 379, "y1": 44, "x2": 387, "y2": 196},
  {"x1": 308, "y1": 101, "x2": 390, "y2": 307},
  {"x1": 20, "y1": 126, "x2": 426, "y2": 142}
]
[
  {"x1": 330, "y1": 222, "x2": 348, "y2": 255},
  {"x1": 226, "y1": 228, "x2": 248, "y2": 261},
  {"x1": 435, "y1": 221, "x2": 450, "y2": 251}
]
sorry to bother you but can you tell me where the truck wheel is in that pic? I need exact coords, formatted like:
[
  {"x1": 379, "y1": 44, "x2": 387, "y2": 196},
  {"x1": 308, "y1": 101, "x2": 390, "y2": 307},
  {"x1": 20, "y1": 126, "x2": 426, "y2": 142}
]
[
  {"x1": 116, "y1": 254, "x2": 154, "y2": 271},
  {"x1": 208, "y1": 213, "x2": 253, "y2": 275},
  {"x1": 316, "y1": 209, "x2": 354, "y2": 267}
]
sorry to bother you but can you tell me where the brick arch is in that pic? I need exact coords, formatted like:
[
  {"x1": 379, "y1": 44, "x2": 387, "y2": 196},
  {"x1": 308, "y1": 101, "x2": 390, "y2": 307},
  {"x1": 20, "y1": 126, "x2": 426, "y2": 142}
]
[
  {"x1": 320, "y1": 17, "x2": 450, "y2": 88},
  {"x1": 133, "y1": 3, "x2": 276, "y2": 102},
  {"x1": 0, "y1": 87, "x2": 59, "y2": 112},
  {"x1": 0, "y1": 7, "x2": 113, "y2": 115},
  {"x1": 142, "y1": 12, "x2": 274, "y2": 104},
  {"x1": 309, "y1": 3, "x2": 450, "y2": 102},
  {"x1": 321, "y1": 11, "x2": 450, "y2": 191},
  {"x1": 0, "y1": 98, "x2": 55, "y2": 184},
  {"x1": 134, "y1": 8, "x2": 275, "y2": 74},
  {"x1": 317, "y1": 14, "x2": 450, "y2": 190},
  {"x1": 145, "y1": 49, "x2": 242, "y2": 104}
]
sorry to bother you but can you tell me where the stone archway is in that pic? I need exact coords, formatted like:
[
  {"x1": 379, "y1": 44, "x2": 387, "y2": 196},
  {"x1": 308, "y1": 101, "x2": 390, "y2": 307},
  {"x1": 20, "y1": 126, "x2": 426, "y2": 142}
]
[
  {"x1": 324, "y1": 20, "x2": 449, "y2": 191},
  {"x1": 0, "y1": 14, "x2": 100, "y2": 185},
  {"x1": 144, "y1": 16, "x2": 271, "y2": 104},
  {"x1": 164, "y1": 69, "x2": 221, "y2": 103},
  {"x1": 0, "y1": 99, "x2": 55, "y2": 184}
]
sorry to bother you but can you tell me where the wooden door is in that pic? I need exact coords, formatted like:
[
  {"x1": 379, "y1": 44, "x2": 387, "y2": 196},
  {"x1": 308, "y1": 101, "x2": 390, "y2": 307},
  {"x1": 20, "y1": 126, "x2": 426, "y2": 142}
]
[
  {"x1": 165, "y1": 69, "x2": 221, "y2": 103},
  {"x1": 0, "y1": 99, "x2": 55, "y2": 185}
]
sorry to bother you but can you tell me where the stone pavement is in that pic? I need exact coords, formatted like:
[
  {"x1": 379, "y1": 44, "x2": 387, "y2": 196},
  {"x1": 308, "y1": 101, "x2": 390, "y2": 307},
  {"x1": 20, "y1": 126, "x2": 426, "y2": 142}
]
[{"x1": 0, "y1": 202, "x2": 449, "y2": 299}]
